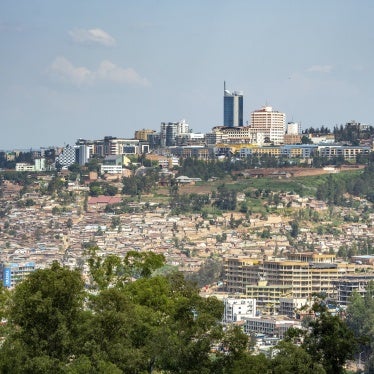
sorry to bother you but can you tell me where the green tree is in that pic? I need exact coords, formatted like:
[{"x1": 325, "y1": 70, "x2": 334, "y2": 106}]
[
  {"x1": 271, "y1": 341, "x2": 325, "y2": 374},
  {"x1": 290, "y1": 220, "x2": 299, "y2": 238},
  {"x1": 0, "y1": 262, "x2": 85, "y2": 372},
  {"x1": 68, "y1": 163, "x2": 81, "y2": 174},
  {"x1": 110, "y1": 216, "x2": 121, "y2": 229},
  {"x1": 0, "y1": 254, "x2": 278, "y2": 374},
  {"x1": 346, "y1": 282, "x2": 374, "y2": 371},
  {"x1": 302, "y1": 305, "x2": 357, "y2": 374},
  {"x1": 89, "y1": 181, "x2": 118, "y2": 197},
  {"x1": 217, "y1": 325, "x2": 252, "y2": 371},
  {"x1": 215, "y1": 184, "x2": 237, "y2": 211},
  {"x1": 66, "y1": 218, "x2": 73, "y2": 229},
  {"x1": 301, "y1": 135, "x2": 313, "y2": 144},
  {"x1": 185, "y1": 258, "x2": 223, "y2": 288},
  {"x1": 124, "y1": 251, "x2": 166, "y2": 279},
  {"x1": 226, "y1": 352, "x2": 269, "y2": 374},
  {"x1": 79, "y1": 271, "x2": 226, "y2": 374},
  {"x1": 85, "y1": 248, "x2": 165, "y2": 290}
]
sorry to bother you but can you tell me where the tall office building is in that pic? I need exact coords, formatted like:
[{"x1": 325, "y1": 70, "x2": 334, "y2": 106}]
[
  {"x1": 223, "y1": 82, "x2": 244, "y2": 127},
  {"x1": 76, "y1": 144, "x2": 94, "y2": 165},
  {"x1": 250, "y1": 106, "x2": 286, "y2": 145},
  {"x1": 160, "y1": 120, "x2": 190, "y2": 147}
]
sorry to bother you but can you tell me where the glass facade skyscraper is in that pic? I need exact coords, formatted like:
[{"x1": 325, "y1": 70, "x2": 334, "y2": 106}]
[{"x1": 223, "y1": 82, "x2": 243, "y2": 127}]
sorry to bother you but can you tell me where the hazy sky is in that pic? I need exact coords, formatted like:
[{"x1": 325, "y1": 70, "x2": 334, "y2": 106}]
[{"x1": 1, "y1": 0, "x2": 373, "y2": 149}]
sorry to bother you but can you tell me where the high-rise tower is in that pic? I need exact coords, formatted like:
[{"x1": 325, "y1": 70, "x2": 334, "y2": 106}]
[
  {"x1": 250, "y1": 106, "x2": 286, "y2": 145},
  {"x1": 223, "y1": 82, "x2": 243, "y2": 127}
]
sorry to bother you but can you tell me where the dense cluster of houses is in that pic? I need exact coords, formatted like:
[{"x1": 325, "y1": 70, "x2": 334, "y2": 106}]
[{"x1": 0, "y1": 176, "x2": 373, "y2": 351}]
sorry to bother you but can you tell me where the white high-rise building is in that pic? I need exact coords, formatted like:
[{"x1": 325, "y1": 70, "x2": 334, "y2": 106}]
[
  {"x1": 34, "y1": 158, "x2": 46, "y2": 171},
  {"x1": 250, "y1": 106, "x2": 286, "y2": 145},
  {"x1": 77, "y1": 144, "x2": 94, "y2": 165},
  {"x1": 160, "y1": 119, "x2": 190, "y2": 147}
]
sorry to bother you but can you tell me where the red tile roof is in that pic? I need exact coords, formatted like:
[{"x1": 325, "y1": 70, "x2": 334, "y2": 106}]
[{"x1": 88, "y1": 196, "x2": 122, "y2": 205}]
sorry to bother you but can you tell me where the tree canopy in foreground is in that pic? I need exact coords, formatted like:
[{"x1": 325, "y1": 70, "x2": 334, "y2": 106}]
[{"x1": 0, "y1": 255, "x2": 358, "y2": 373}]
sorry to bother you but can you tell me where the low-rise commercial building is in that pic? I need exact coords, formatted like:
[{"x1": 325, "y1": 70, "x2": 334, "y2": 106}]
[{"x1": 243, "y1": 316, "x2": 301, "y2": 339}]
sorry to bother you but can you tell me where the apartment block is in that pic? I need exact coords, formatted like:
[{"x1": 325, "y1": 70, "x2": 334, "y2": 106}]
[
  {"x1": 317, "y1": 145, "x2": 371, "y2": 160},
  {"x1": 224, "y1": 256, "x2": 261, "y2": 294},
  {"x1": 224, "y1": 253, "x2": 356, "y2": 299}
]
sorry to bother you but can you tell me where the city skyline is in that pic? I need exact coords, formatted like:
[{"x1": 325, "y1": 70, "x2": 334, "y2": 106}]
[{"x1": 1, "y1": 1, "x2": 374, "y2": 149}]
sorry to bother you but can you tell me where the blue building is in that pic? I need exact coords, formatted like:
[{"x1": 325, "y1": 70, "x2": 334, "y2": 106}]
[
  {"x1": 223, "y1": 82, "x2": 243, "y2": 127},
  {"x1": 280, "y1": 144, "x2": 318, "y2": 158},
  {"x1": 1, "y1": 262, "x2": 35, "y2": 288}
]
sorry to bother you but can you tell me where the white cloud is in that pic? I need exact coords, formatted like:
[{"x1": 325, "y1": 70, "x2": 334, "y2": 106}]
[
  {"x1": 48, "y1": 57, "x2": 150, "y2": 87},
  {"x1": 69, "y1": 28, "x2": 116, "y2": 47},
  {"x1": 306, "y1": 65, "x2": 333, "y2": 73},
  {"x1": 49, "y1": 57, "x2": 93, "y2": 85},
  {"x1": 96, "y1": 60, "x2": 149, "y2": 86}
]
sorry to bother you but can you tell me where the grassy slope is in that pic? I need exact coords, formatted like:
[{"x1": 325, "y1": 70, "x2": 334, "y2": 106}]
[{"x1": 224, "y1": 170, "x2": 362, "y2": 197}]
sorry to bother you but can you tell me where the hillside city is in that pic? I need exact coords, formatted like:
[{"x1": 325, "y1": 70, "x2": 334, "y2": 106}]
[{"x1": 1, "y1": 88, "x2": 374, "y2": 372}]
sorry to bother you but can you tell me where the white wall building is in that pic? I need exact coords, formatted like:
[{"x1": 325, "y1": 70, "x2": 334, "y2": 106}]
[
  {"x1": 100, "y1": 164, "x2": 123, "y2": 174},
  {"x1": 308, "y1": 134, "x2": 335, "y2": 144},
  {"x1": 250, "y1": 106, "x2": 286, "y2": 145},
  {"x1": 223, "y1": 297, "x2": 257, "y2": 323},
  {"x1": 15, "y1": 163, "x2": 35, "y2": 172},
  {"x1": 243, "y1": 317, "x2": 301, "y2": 339},
  {"x1": 286, "y1": 122, "x2": 301, "y2": 135},
  {"x1": 34, "y1": 158, "x2": 46, "y2": 171}
]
